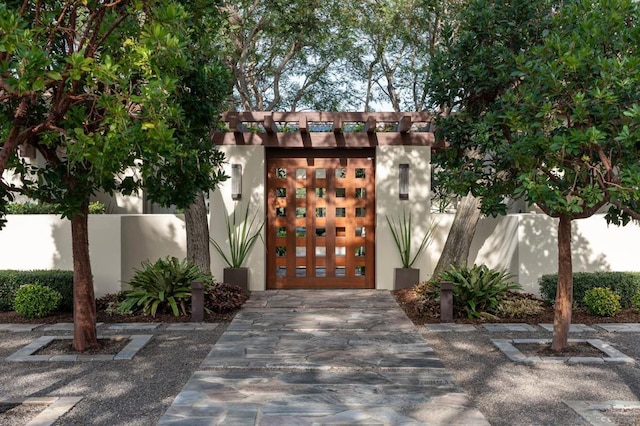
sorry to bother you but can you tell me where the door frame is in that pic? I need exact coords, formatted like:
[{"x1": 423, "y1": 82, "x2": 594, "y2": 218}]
[{"x1": 266, "y1": 148, "x2": 376, "y2": 289}]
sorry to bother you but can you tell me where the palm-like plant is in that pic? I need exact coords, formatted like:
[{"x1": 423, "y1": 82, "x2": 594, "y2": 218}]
[
  {"x1": 210, "y1": 204, "x2": 264, "y2": 268},
  {"x1": 386, "y1": 208, "x2": 435, "y2": 268},
  {"x1": 118, "y1": 257, "x2": 205, "y2": 317}
]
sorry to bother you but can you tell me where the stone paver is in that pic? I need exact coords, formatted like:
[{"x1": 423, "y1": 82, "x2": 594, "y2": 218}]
[
  {"x1": 539, "y1": 323, "x2": 597, "y2": 333},
  {"x1": 159, "y1": 290, "x2": 489, "y2": 425},
  {"x1": 491, "y1": 338, "x2": 635, "y2": 364},
  {"x1": 5, "y1": 334, "x2": 152, "y2": 362},
  {"x1": 565, "y1": 400, "x2": 640, "y2": 426},
  {"x1": 0, "y1": 396, "x2": 82, "y2": 426},
  {"x1": 595, "y1": 323, "x2": 640, "y2": 333},
  {"x1": 425, "y1": 324, "x2": 477, "y2": 332},
  {"x1": 482, "y1": 323, "x2": 538, "y2": 332},
  {"x1": 0, "y1": 324, "x2": 42, "y2": 332},
  {"x1": 42, "y1": 322, "x2": 104, "y2": 331},
  {"x1": 106, "y1": 323, "x2": 160, "y2": 331}
]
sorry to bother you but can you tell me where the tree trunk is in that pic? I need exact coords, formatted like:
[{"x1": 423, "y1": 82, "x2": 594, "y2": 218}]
[
  {"x1": 551, "y1": 214, "x2": 573, "y2": 351},
  {"x1": 185, "y1": 191, "x2": 211, "y2": 276},
  {"x1": 432, "y1": 192, "x2": 482, "y2": 278},
  {"x1": 71, "y1": 201, "x2": 98, "y2": 351}
]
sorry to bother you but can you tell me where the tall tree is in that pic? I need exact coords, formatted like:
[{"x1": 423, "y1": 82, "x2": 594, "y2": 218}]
[
  {"x1": 221, "y1": 0, "x2": 357, "y2": 111},
  {"x1": 431, "y1": 0, "x2": 640, "y2": 350},
  {"x1": 0, "y1": 0, "x2": 200, "y2": 350},
  {"x1": 142, "y1": 0, "x2": 231, "y2": 276},
  {"x1": 427, "y1": 0, "x2": 555, "y2": 276}
]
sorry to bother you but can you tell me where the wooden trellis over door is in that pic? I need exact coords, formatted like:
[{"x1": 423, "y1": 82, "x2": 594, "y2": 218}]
[{"x1": 267, "y1": 149, "x2": 375, "y2": 289}]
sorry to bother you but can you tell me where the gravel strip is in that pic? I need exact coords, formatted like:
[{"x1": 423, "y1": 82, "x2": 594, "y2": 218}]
[
  {"x1": 0, "y1": 324, "x2": 227, "y2": 425},
  {"x1": 422, "y1": 328, "x2": 640, "y2": 425}
]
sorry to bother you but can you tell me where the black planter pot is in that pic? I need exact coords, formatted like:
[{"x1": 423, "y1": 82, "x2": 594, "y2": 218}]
[
  {"x1": 393, "y1": 267, "x2": 420, "y2": 290},
  {"x1": 223, "y1": 267, "x2": 249, "y2": 291}
]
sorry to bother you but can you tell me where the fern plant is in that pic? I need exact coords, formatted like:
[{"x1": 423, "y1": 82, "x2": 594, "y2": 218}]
[
  {"x1": 118, "y1": 257, "x2": 205, "y2": 317},
  {"x1": 386, "y1": 208, "x2": 435, "y2": 268},
  {"x1": 210, "y1": 204, "x2": 264, "y2": 268}
]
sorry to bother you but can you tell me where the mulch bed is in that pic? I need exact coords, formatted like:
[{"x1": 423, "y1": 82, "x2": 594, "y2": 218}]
[{"x1": 393, "y1": 288, "x2": 640, "y2": 326}]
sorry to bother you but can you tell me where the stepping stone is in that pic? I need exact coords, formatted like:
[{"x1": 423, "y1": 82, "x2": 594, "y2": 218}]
[
  {"x1": 424, "y1": 324, "x2": 477, "y2": 332},
  {"x1": 595, "y1": 323, "x2": 640, "y2": 333},
  {"x1": 539, "y1": 323, "x2": 596, "y2": 333},
  {"x1": 107, "y1": 323, "x2": 159, "y2": 330},
  {"x1": 482, "y1": 323, "x2": 538, "y2": 332},
  {"x1": 166, "y1": 323, "x2": 220, "y2": 331},
  {"x1": 43, "y1": 322, "x2": 103, "y2": 331},
  {"x1": 0, "y1": 324, "x2": 41, "y2": 332}
]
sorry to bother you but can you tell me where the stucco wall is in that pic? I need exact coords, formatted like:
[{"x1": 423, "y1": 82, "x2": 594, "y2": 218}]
[
  {"x1": 211, "y1": 146, "x2": 266, "y2": 290},
  {"x1": 0, "y1": 214, "x2": 186, "y2": 298},
  {"x1": 375, "y1": 146, "x2": 431, "y2": 290}
]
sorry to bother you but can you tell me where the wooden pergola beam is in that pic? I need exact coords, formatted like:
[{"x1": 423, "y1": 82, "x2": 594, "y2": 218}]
[
  {"x1": 213, "y1": 131, "x2": 435, "y2": 147},
  {"x1": 397, "y1": 116, "x2": 412, "y2": 133}
]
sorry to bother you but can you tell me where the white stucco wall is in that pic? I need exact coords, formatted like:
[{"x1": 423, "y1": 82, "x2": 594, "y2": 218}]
[
  {"x1": 0, "y1": 215, "x2": 122, "y2": 297},
  {"x1": 211, "y1": 146, "x2": 266, "y2": 290},
  {"x1": 375, "y1": 146, "x2": 431, "y2": 289}
]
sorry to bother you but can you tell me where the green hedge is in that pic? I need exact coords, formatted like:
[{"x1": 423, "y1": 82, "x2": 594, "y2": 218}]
[
  {"x1": 0, "y1": 270, "x2": 74, "y2": 312},
  {"x1": 6, "y1": 201, "x2": 105, "y2": 214},
  {"x1": 539, "y1": 272, "x2": 640, "y2": 309}
]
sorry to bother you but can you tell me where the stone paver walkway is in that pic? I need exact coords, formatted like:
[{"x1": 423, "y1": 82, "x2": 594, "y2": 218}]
[{"x1": 159, "y1": 290, "x2": 489, "y2": 425}]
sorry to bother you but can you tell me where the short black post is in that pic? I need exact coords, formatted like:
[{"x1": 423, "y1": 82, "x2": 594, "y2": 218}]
[
  {"x1": 440, "y1": 281, "x2": 454, "y2": 323},
  {"x1": 191, "y1": 281, "x2": 204, "y2": 323}
]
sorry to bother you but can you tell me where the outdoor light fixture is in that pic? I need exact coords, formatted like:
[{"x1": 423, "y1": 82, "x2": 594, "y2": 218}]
[
  {"x1": 399, "y1": 163, "x2": 409, "y2": 200},
  {"x1": 231, "y1": 164, "x2": 242, "y2": 200}
]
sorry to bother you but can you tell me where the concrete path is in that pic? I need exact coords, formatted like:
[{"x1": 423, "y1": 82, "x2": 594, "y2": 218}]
[{"x1": 158, "y1": 290, "x2": 489, "y2": 425}]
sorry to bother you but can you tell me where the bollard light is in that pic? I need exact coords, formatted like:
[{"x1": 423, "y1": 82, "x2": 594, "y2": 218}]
[
  {"x1": 440, "y1": 281, "x2": 454, "y2": 323},
  {"x1": 191, "y1": 281, "x2": 204, "y2": 322}
]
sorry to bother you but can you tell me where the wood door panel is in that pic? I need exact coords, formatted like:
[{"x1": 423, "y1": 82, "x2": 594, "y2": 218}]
[{"x1": 267, "y1": 150, "x2": 375, "y2": 289}]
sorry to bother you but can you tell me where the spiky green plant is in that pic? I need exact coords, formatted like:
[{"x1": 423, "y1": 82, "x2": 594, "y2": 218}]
[
  {"x1": 210, "y1": 204, "x2": 264, "y2": 268},
  {"x1": 118, "y1": 257, "x2": 205, "y2": 317},
  {"x1": 386, "y1": 208, "x2": 435, "y2": 268}
]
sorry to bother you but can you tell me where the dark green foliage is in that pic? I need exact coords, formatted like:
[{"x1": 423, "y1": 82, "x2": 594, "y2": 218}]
[
  {"x1": 118, "y1": 257, "x2": 206, "y2": 317},
  {"x1": 539, "y1": 272, "x2": 640, "y2": 309},
  {"x1": 6, "y1": 201, "x2": 105, "y2": 214},
  {"x1": 583, "y1": 287, "x2": 621, "y2": 317},
  {"x1": 431, "y1": 264, "x2": 522, "y2": 319},
  {"x1": 13, "y1": 284, "x2": 62, "y2": 318},
  {"x1": 632, "y1": 292, "x2": 640, "y2": 314},
  {"x1": 0, "y1": 270, "x2": 73, "y2": 312},
  {"x1": 414, "y1": 265, "x2": 520, "y2": 319},
  {"x1": 204, "y1": 283, "x2": 250, "y2": 313}
]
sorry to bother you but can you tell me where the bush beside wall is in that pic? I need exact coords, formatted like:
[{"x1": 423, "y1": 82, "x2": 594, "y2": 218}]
[
  {"x1": 539, "y1": 272, "x2": 640, "y2": 308},
  {"x1": 0, "y1": 270, "x2": 74, "y2": 312}
]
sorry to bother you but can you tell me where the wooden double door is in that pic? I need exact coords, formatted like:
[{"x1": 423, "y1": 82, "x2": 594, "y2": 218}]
[{"x1": 267, "y1": 149, "x2": 375, "y2": 289}]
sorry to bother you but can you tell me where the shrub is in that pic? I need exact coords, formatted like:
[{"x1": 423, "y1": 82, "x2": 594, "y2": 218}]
[
  {"x1": 492, "y1": 293, "x2": 545, "y2": 318},
  {"x1": 0, "y1": 270, "x2": 73, "y2": 312},
  {"x1": 13, "y1": 284, "x2": 62, "y2": 318},
  {"x1": 583, "y1": 287, "x2": 621, "y2": 317},
  {"x1": 632, "y1": 292, "x2": 640, "y2": 314},
  {"x1": 5, "y1": 201, "x2": 105, "y2": 214},
  {"x1": 204, "y1": 282, "x2": 250, "y2": 313},
  {"x1": 433, "y1": 264, "x2": 522, "y2": 319},
  {"x1": 118, "y1": 257, "x2": 206, "y2": 317},
  {"x1": 539, "y1": 272, "x2": 640, "y2": 308}
]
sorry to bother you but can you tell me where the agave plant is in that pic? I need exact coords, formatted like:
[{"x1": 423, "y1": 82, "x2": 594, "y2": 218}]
[
  {"x1": 386, "y1": 208, "x2": 436, "y2": 268},
  {"x1": 210, "y1": 204, "x2": 264, "y2": 268},
  {"x1": 118, "y1": 257, "x2": 206, "y2": 317}
]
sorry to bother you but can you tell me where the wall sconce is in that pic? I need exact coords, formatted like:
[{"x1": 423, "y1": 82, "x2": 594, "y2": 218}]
[
  {"x1": 231, "y1": 164, "x2": 242, "y2": 200},
  {"x1": 399, "y1": 163, "x2": 409, "y2": 200}
]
